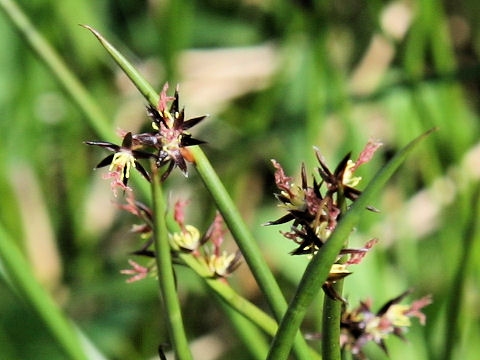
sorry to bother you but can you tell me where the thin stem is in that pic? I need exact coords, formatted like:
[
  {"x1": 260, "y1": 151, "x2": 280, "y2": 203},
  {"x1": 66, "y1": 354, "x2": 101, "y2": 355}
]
[
  {"x1": 0, "y1": 224, "x2": 86, "y2": 360},
  {"x1": 0, "y1": 0, "x2": 113, "y2": 142},
  {"x1": 266, "y1": 129, "x2": 435, "y2": 360},
  {"x1": 442, "y1": 184, "x2": 480, "y2": 360},
  {"x1": 322, "y1": 281, "x2": 344, "y2": 360},
  {"x1": 188, "y1": 148, "x2": 284, "y2": 319},
  {"x1": 322, "y1": 185, "x2": 348, "y2": 360},
  {"x1": 151, "y1": 169, "x2": 192, "y2": 360},
  {"x1": 341, "y1": 348, "x2": 353, "y2": 360}
]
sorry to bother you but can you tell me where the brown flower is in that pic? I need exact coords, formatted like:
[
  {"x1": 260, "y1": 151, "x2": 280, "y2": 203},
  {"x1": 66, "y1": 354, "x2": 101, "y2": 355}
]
[
  {"x1": 340, "y1": 290, "x2": 432, "y2": 359},
  {"x1": 85, "y1": 132, "x2": 155, "y2": 187}
]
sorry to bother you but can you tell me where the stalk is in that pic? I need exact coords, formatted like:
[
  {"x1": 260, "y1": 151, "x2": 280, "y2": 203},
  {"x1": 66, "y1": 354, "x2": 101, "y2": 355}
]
[
  {"x1": 0, "y1": 0, "x2": 113, "y2": 143},
  {"x1": 322, "y1": 282, "x2": 343, "y2": 360},
  {"x1": 322, "y1": 185, "x2": 348, "y2": 360},
  {"x1": 151, "y1": 169, "x2": 192, "y2": 360},
  {"x1": 442, "y1": 184, "x2": 480, "y2": 360},
  {"x1": 0, "y1": 224, "x2": 86, "y2": 360}
]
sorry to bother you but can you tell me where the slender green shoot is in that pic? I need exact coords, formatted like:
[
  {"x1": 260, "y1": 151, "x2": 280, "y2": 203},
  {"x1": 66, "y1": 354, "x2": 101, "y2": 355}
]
[
  {"x1": 267, "y1": 128, "x2": 436, "y2": 360},
  {"x1": 0, "y1": 0, "x2": 113, "y2": 142},
  {"x1": 322, "y1": 185, "x2": 348, "y2": 359},
  {"x1": 188, "y1": 147, "x2": 288, "y2": 321},
  {"x1": 0, "y1": 224, "x2": 87, "y2": 360},
  {"x1": 151, "y1": 168, "x2": 193, "y2": 360},
  {"x1": 442, "y1": 184, "x2": 480, "y2": 360},
  {"x1": 322, "y1": 281, "x2": 344, "y2": 359}
]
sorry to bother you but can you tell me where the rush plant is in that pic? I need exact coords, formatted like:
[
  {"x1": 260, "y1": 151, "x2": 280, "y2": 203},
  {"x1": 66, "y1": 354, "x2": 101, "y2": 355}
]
[
  {"x1": 0, "y1": 1, "x2": 439, "y2": 359},
  {"x1": 79, "y1": 27, "x2": 433, "y2": 359}
]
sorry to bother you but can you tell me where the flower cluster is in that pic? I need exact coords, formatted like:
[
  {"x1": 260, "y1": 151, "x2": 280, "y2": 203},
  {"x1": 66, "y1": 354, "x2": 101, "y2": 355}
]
[
  {"x1": 171, "y1": 203, "x2": 242, "y2": 278},
  {"x1": 267, "y1": 140, "x2": 382, "y2": 256},
  {"x1": 340, "y1": 290, "x2": 432, "y2": 359},
  {"x1": 118, "y1": 194, "x2": 242, "y2": 282},
  {"x1": 267, "y1": 141, "x2": 382, "y2": 300},
  {"x1": 85, "y1": 83, "x2": 207, "y2": 187}
]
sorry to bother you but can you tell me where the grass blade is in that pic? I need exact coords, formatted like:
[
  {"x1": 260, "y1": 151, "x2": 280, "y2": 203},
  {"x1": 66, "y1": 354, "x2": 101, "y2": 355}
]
[
  {"x1": 442, "y1": 184, "x2": 480, "y2": 360},
  {"x1": 0, "y1": 0, "x2": 113, "y2": 143},
  {"x1": 0, "y1": 224, "x2": 87, "y2": 360}
]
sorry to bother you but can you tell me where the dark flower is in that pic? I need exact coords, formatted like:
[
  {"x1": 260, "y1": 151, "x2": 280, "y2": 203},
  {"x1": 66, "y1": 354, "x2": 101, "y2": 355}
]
[
  {"x1": 266, "y1": 159, "x2": 338, "y2": 256},
  {"x1": 86, "y1": 83, "x2": 207, "y2": 187},
  {"x1": 266, "y1": 140, "x2": 382, "y2": 256},
  {"x1": 315, "y1": 139, "x2": 382, "y2": 202},
  {"x1": 85, "y1": 132, "x2": 155, "y2": 187},
  {"x1": 339, "y1": 290, "x2": 432, "y2": 359},
  {"x1": 134, "y1": 83, "x2": 207, "y2": 181}
]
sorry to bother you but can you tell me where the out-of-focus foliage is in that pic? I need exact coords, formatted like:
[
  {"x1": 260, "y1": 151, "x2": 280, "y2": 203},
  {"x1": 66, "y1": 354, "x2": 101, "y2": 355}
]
[{"x1": 1, "y1": 0, "x2": 479, "y2": 359}]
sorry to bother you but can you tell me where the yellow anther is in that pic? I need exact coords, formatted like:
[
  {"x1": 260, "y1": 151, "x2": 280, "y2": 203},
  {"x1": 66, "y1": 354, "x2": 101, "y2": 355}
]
[
  {"x1": 109, "y1": 151, "x2": 136, "y2": 180},
  {"x1": 342, "y1": 160, "x2": 362, "y2": 187},
  {"x1": 171, "y1": 225, "x2": 200, "y2": 251},
  {"x1": 386, "y1": 305, "x2": 411, "y2": 327},
  {"x1": 327, "y1": 264, "x2": 352, "y2": 281},
  {"x1": 207, "y1": 251, "x2": 236, "y2": 277}
]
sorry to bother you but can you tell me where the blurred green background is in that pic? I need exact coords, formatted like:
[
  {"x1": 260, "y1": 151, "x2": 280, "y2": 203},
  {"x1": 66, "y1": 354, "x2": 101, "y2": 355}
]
[{"x1": 1, "y1": 0, "x2": 479, "y2": 359}]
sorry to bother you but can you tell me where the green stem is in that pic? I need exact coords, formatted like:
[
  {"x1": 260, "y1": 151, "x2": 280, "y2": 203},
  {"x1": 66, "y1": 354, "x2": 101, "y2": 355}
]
[
  {"x1": 267, "y1": 129, "x2": 435, "y2": 360},
  {"x1": 442, "y1": 184, "x2": 480, "y2": 360},
  {"x1": 322, "y1": 281, "x2": 344, "y2": 360},
  {"x1": 0, "y1": 0, "x2": 113, "y2": 143},
  {"x1": 0, "y1": 0, "x2": 150, "y2": 197},
  {"x1": 341, "y1": 348, "x2": 353, "y2": 360},
  {"x1": 0, "y1": 224, "x2": 86, "y2": 360},
  {"x1": 79, "y1": 24, "x2": 159, "y2": 107},
  {"x1": 322, "y1": 186, "x2": 348, "y2": 360},
  {"x1": 177, "y1": 252, "x2": 277, "y2": 336},
  {"x1": 151, "y1": 170, "x2": 192, "y2": 360},
  {"x1": 188, "y1": 148, "x2": 284, "y2": 319}
]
